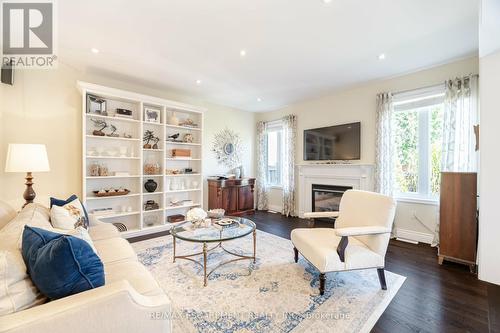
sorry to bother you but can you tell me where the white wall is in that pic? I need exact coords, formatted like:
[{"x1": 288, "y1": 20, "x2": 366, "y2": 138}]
[
  {"x1": 0, "y1": 62, "x2": 255, "y2": 210},
  {"x1": 256, "y1": 57, "x2": 478, "y2": 243},
  {"x1": 477, "y1": 0, "x2": 500, "y2": 285}
]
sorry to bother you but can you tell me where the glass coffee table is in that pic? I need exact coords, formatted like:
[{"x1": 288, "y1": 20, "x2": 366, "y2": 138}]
[{"x1": 170, "y1": 216, "x2": 256, "y2": 286}]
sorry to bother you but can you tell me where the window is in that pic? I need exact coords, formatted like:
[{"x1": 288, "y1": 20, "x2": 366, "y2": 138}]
[
  {"x1": 392, "y1": 85, "x2": 445, "y2": 200},
  {"x1": 266, "y1": 122, "x2": 283, "y2": 186}
]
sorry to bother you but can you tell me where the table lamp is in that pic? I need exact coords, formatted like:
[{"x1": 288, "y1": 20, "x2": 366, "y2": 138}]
[{"x1": 4, "y1": 144, "x2": 50, "y2": 207}]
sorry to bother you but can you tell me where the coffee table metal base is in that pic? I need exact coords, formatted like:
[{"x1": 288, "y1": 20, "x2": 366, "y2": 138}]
[{"x1": 173, "y1": 230, "x2": 256, "y2": 286}]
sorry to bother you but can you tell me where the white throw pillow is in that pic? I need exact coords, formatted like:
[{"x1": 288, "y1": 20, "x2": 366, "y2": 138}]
[
  {"x1": 63, "y1": 227, "x2": 97, "y2": 253},
  {"x1": 0, "y1": 250, "x2": 46, "y2": 315},
  {"x1": 50, "y1": 199, "x2": 86, "y2": 230}
]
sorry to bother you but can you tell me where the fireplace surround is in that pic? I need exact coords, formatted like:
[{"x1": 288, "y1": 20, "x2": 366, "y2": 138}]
[{"x1": 297, "y1": 163, "x2": 374, "y2": 218}]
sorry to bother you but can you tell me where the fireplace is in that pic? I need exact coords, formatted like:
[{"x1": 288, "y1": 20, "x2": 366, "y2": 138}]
[{"x1": 311, "y1": 184, "x2": 352, "y2": 222}]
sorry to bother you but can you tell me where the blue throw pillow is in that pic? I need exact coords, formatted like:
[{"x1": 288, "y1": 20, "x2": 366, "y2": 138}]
[
  {"x1": 21, "y1": 226, "x2": 105, "y2": 300},
  {"x1": 50, "y1": 195, "x2": 89, "y2": 227}
]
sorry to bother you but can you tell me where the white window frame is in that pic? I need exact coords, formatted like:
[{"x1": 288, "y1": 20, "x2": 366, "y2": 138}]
[
  {"x1": 392, "y1": 84, "x2": 445, "y2": 203},
  {"x1": 266, "y1": 120, "x2": 284, "y2": 188}
]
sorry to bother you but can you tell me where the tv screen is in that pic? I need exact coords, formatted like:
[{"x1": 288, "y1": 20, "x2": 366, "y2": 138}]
[{"x1": 304, "y1": 122, "x2": 360, "y2": 161}]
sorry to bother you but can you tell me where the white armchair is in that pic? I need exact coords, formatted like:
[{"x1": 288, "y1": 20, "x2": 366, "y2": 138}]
[{"x1": 291, "y1": 190, "x2": 396, "y2": 295}]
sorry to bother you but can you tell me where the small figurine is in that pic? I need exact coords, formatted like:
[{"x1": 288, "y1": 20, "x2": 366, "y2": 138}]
[
  {"x1": 107, "y1": 124, "x2": 119, "y2": 137},
  {"x1": 91, "y1": 118, "x2": 108, "y2": 136}
]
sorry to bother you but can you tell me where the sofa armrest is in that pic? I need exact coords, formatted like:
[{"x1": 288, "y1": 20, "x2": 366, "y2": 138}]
[
  {"x1": 303, "y1": 211, "x2": 340, "y2": 219},
  {"x1": 0, "y1": 281, "x2": 172, "y2": 333},
  {"x1": 335, "y1": 226, "x2": 391, "y2": 237}
]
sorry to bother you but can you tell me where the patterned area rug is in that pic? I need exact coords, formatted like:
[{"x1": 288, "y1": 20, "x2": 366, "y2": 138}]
[{"x1": 132, "y1": 230, "x2": 405, "y2": 333}]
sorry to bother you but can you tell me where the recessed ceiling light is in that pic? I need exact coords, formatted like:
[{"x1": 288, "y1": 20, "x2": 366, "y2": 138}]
[
  {"x1": 378, "y1": 53, "x2": 386, "y2": 60},
  {"x1": 240, "y1": 49, "x2": 247, "y2": 57},
  {"x1": 323, "y1": 0, "x2": 332, "y2": 3},
  {"x1": 91, "y1": 48, "x2": 99, "y2": 54},
  {"x1": 257, "y1": 98, "x2": 262, "y2": 102},
  {"x1": 196, "y1": 79, "x2": 202, "y2": 85}
]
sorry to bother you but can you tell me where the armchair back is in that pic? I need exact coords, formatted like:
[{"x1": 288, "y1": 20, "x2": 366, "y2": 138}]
[{"x1": 336, "y1": 190, "x2": 396, "y2": 256}]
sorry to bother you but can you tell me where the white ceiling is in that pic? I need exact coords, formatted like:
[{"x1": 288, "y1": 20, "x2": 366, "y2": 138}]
[{"x1": 59, "y1": 0, "x2": 479, "y2": 112}]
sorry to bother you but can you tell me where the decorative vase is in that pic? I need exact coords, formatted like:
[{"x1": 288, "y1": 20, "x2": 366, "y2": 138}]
[
  {"x1": 144, "y1": 179, "x2": 158, "y2": 193},
  {"x1": 234, "y1": 167, "x2": 241, "y2": 179},
  {"x1": 240, "y1": 165, "x2": 245, "y2": 178},
  {"x1": 168, "y1": 112, "x2": 179, "y2": 126}
]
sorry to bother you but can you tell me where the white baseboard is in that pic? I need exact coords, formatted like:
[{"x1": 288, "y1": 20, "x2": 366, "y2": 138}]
[
  {"x1": 268, "y1": 204, "x2": 282, "y2": 213},
  {"x1": 394, "y1": 228, "x2": 433, "y2": 244}
]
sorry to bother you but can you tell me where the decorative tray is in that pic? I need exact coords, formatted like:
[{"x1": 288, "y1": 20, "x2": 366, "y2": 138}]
[{"x1": 93, "y1": 189, "x2": 130, "y2": 197}]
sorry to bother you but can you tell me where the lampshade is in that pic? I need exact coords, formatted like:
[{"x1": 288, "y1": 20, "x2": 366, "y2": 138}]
[{"x1": 4, "y1": 144, "x2": 50, "y2": 173}]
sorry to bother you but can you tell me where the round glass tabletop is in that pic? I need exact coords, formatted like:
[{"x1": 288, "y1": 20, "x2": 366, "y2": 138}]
[{"x1": 170, "y1": 216, "x2": 256, "y2": 243}]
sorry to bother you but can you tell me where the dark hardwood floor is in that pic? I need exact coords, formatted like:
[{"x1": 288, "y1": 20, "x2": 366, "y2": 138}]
[{"x1": 129, "y1": 210, "x2": 498, "y2": 333}]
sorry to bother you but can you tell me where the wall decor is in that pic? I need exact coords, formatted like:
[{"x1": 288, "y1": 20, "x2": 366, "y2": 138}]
[
  {"x1": 212, "y1": 128, "x2": 243, "y2": 168},
  {"x1": 145, "y1": 108, "x2": 160, "y2": 123}
]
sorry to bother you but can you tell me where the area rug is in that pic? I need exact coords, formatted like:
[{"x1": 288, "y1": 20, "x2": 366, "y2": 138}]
[{"x1": 132, "y1": 230, "x2": 405, "y2": 333}]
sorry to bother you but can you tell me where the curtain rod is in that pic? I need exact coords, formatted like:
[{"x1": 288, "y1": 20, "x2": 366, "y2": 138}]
[{"x1": 392, "y1": 73, "x2": 478, "y2": 96}]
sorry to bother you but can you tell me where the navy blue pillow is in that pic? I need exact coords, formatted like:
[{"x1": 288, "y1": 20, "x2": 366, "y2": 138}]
[
  {"x1": 21, "y1": 226, "x2": 104, "y2": 300},
  {"x1": 50, "y1": 195, "x2": 89, "y2": 227}
]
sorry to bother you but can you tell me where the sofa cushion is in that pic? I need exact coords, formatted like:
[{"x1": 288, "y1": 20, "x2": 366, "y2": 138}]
[
  {"x1": 0, "y1": 201, "x2": 16, "y2": 231},
  {"x1": 93, "y1": 237, "x2": 137, "y2": 264},
  {"x1": 104, "y1": 261, "x2": 163, "y2": 297},
  {"x1": 291, "y1": 228, "x2": 384, "y2": 272},
  {"x1": 88, "y1": 222, "x2": 120, "y2": 241},
  {"x1": 0, "y1": 204, "x2": 53, "y2": 315},
  {"x1": 21, "y1": 226, "x2": 105, "y2": 300},
  {"x1": 0, "y1": 250, "x2": 46, "y2": 315}
]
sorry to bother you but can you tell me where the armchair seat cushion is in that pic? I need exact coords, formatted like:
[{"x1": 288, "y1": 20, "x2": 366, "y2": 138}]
[{"x1": 291, "y1": 228, "x2": 384, "y2": 273}]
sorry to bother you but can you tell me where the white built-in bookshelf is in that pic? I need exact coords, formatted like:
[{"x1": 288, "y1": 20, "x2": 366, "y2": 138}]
[{"x1": 78, "y1": 82, "x2": 205, "y2": 238}]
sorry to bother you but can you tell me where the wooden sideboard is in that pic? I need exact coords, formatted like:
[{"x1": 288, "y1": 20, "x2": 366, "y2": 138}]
[
  {"x1": 208, "y1": 178, "x2": 255, "y2": 215},
  {"x1": 439, "y1": 172, "x2": 478, "y2": 272}
]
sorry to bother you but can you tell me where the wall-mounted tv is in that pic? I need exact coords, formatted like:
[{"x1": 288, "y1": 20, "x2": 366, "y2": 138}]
[{"x1": 303, "y1": 122, "x2": 360, "y2": 161}]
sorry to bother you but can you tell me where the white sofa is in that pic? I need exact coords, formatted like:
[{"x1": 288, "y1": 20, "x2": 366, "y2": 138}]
[{"x1": 0, "y1": 203, "x2": 172, "y2": 333}]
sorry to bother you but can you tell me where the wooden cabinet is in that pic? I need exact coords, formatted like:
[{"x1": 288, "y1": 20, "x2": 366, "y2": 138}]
[
  {"x1": 439, "y1": 172, "x2": 477, "y2": 272},
  {"x1": 208, "y1": 178, "x2": 255, "y2": 215}
]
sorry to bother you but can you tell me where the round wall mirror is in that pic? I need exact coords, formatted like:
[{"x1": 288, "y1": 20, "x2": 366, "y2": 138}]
[{"x1": 224, "y1": 143, "x2": 234, "y2": 155}]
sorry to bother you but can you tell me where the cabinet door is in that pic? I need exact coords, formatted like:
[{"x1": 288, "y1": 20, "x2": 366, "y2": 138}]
[
  {"x1": 222, "y1": 187, "x2": 238, "y2": 213},
  {"x1": 238, "y1": 185, "x2": 254, "y2": 212}
]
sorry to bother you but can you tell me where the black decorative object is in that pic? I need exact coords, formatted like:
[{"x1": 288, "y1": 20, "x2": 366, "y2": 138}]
[
  {"x1": 144, "y1": 200, "x2": 160, "y2": 211},
  {"x1": 144, "y1": 179, "x2": 158, "y2": 193},
  {"x1": 112, "y1": 222, "x2": 127, "y2": 232}
]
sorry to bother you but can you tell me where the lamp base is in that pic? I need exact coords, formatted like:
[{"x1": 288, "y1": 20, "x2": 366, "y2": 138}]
[{"x1": 22, "y1": 172, "x2": 36, "y2": 208}]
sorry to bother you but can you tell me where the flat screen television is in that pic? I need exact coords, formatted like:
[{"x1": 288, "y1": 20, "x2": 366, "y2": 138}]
[{"x1": 303, "y1": 122, "x2": 360, "y2": 161}]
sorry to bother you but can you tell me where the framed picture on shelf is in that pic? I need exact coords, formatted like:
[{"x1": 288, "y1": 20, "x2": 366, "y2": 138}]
[
  {"x1": 87, "y1": 94, "x2": 107, "y2": 115},
  {"x1": 144, "y1": 108, "x2": 161, "y2": 123}
]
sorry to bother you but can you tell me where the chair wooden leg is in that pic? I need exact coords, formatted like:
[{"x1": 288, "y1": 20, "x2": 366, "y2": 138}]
[
  {"x1": 293, "y1": 247, "x2": 298, "y2": 263},
  {"x1": 377, "y1": 268, "x2": 387, "y2": 290},
  {"x1": 319, "y1": 273, "x2": 326, "y2": 295}
]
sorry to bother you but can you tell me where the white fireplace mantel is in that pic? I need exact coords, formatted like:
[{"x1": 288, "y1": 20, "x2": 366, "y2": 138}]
[{"x1": 296, "y1": 163, "x2": 374, "y2": 218}]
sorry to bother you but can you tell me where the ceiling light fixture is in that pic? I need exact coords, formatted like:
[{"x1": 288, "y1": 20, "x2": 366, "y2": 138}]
[
  {"x1": 196, "y1": 79, "x2": 202, "y2": 85},
  {"x1": 378, "y1": 53, "x2": 386, "y2": 60},
  {"x1": 91, "y1": 48, "x2": 99, "y2": 54},
  {"x1": 323, "y1": 0, "x2": 332, "y2": 3},
  {"x1": 257, "y1": 98, "x2": 262, "y2": 102},
  {"x1": 240, "y1": 49, "x2": 247, "y2": 57}
]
